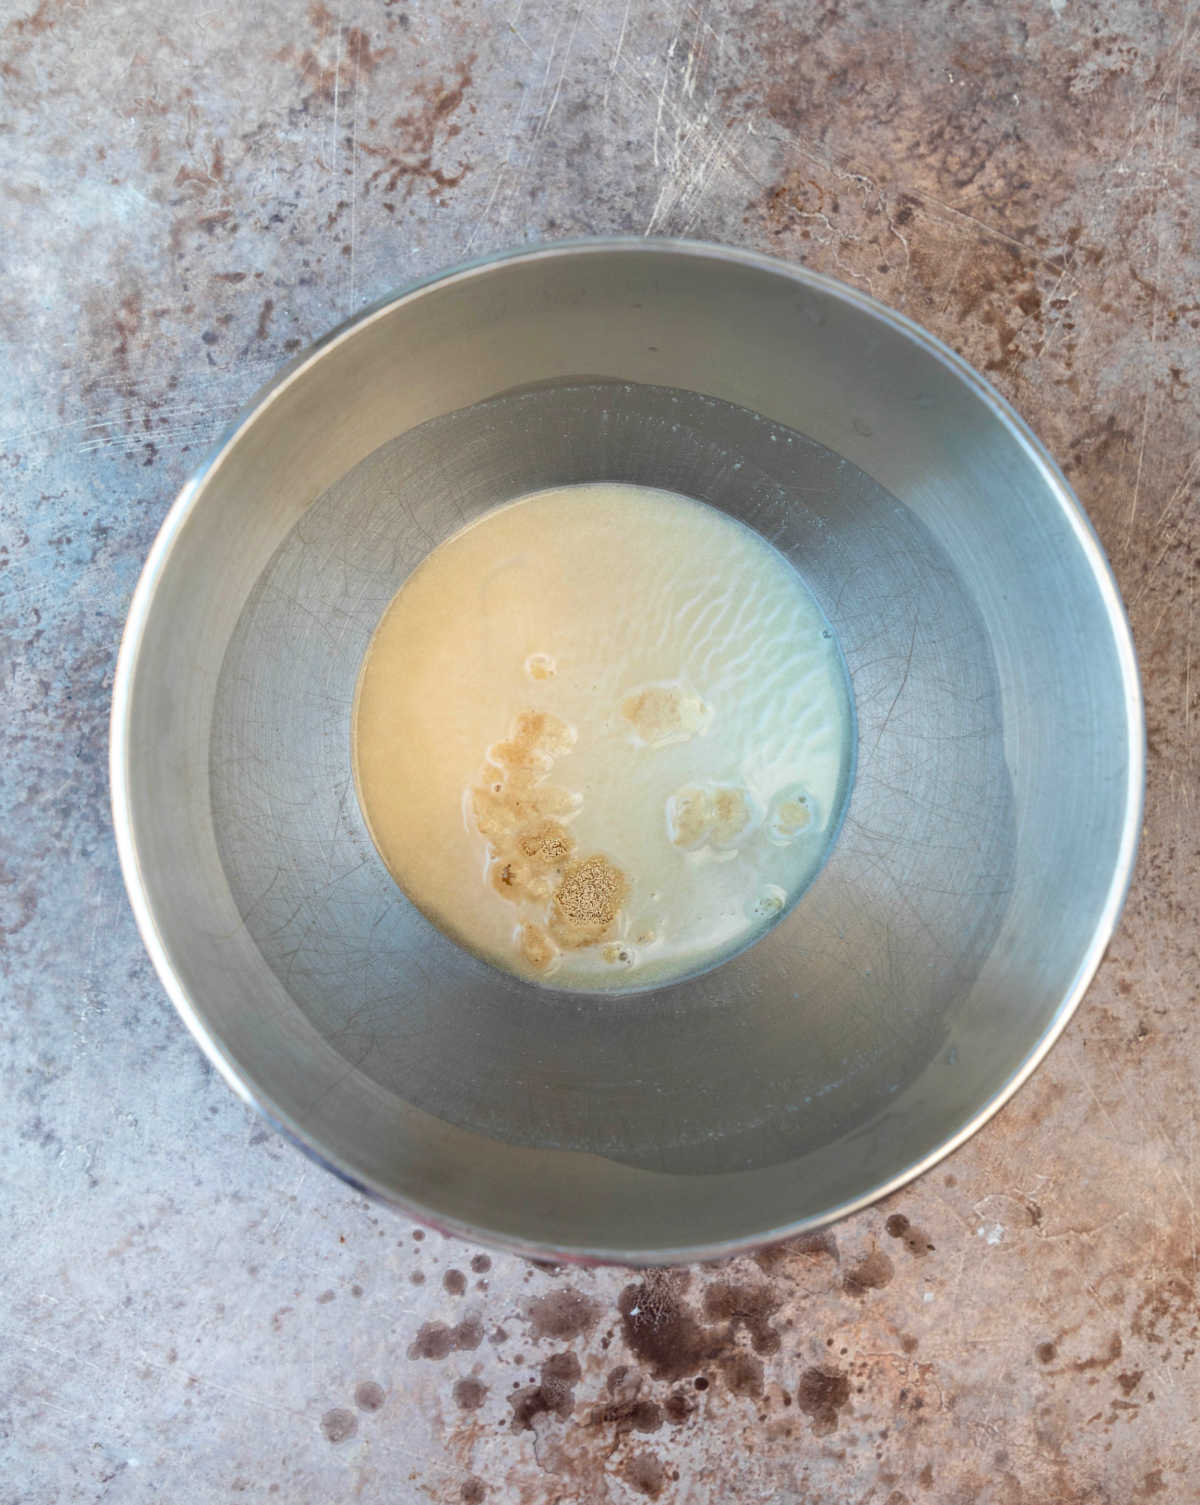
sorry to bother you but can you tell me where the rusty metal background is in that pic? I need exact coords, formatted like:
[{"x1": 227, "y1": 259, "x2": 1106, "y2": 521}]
[{"x1": 2, "y1": 0, "x2": 1196, "y2": 1499}]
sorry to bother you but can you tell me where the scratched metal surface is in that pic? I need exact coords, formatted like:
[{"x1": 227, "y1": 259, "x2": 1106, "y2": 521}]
[{"x1": 1, "y1": 0, "x2": 1197, "y2": 1499}]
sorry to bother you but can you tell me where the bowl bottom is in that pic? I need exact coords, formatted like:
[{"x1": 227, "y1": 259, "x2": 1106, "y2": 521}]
[{"x1": 210, "y1": 379, "x2": 1014, "y2": 1178}]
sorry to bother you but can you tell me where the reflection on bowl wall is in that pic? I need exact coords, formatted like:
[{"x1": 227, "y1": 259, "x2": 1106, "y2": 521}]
[{"x1": 111, "y1": 241, "x2": 1143, "y2": 1264}]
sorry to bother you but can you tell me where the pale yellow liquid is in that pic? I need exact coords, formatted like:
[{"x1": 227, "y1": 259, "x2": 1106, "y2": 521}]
[{"x1": 352, "y1": 484, "x2": 853, "y2": 991}]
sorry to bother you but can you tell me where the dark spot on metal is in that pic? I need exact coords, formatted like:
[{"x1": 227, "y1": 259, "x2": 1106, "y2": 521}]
[
  {"x1": 316, "y1": 1289, "x2": 335, "y2": 1304},
  {"x1": 618, "y1": 1274, "x2": 719, "y2": 1383},
  {"x1": 1070, "y1": 1332, "x2": 1123, "y2": 1372},
  {"x1": 444, "y1": 1268, "x2": 467, "y2": 1296},
  {"x1": 753, "y1": 1229, "x2": 839, "y2": 1272},
  {"x1": 702, "y1": 1281, "x2": 782, "y2": 1354},
  {"x1": 525, "y1": 1288, "x2": 601, "y2": 1341},
  {"x1": 507, "y1": 1351, "x2": 581, "y2": 1432},
  {"x1": 471, "y1": 1254, "x2": 492, "y2": 1274},
  {"x1": 461, "y1": 1480, "x2": 485, "y2": 1505},
  {"x1": 617, "y1": 1270, "x2": 781, "y2": 1396},
  {"x1": 410, "y1": 1270, "x2": 425, "y2": 1285},
  {"x1": 408, "y1": 1316, "x2": 483, "y2": 1360},
  {"x1": 457, "y1": 1316, "x2": 483, "y2": 1350},
  {"x1": 590, "y1": 1366, "x2": 662, "y2": 1434},
  {"x1": 918, "y1": 1462, "x2": 934, "y2": 1489},
  {"x1": 357, "y1": 57, "x2": 475, "y2": 198},
  {"x1": 720, "y1": 1349, "x2": 764, "y2": 1397},
  {"x1": 354, "y1": 1380, "x2": 385, "y2": 1412},
  {"x1": 453, "y1": 1377, "x2": 488, "y2": 1411},
  {"x1": 624, "y1": 1451, "x2": 667, "y2": 1498},
  {"x1": 885, "y1": 1213, "x2": 935, "y2": 1256},
  {"x1": 796, "y1": 1365, "x2": 851, "y2": 1436},
  {"x1": 664, "y1": 1387, "x2": 697, "y2": 1423},
  {"x1": 1131, "y1": 1274, "x2": 1197, "y2": 1352},
  {"x1": 843, "y1": 1250, "x2": 894, "y2": 1296},
  {"x1": 320, "y1": 1407, "x2": 357, "y2": 1443},
  {"x1": 1036, "y1": 1341, "x2": 1057, "y2": 1363}
]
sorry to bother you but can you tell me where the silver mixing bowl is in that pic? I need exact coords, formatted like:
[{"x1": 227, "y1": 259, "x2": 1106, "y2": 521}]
[{"x1": 111, "y1": 240, "x2": 1143, "y2": 1263}]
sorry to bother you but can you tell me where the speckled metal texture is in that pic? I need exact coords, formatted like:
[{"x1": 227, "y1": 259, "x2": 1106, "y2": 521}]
[{"x1": 1, "y1": 1, "x2": 1196, "y2": 1501}]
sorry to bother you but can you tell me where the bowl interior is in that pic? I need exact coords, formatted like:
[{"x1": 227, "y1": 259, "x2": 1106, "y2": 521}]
[{"x1": 116, "y1": 245, "x2": 1140, "y2": 1260}]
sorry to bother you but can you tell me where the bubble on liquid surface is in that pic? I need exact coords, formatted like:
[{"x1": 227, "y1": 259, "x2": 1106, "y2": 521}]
[
  {"x1": 525, "y1": 652, "x2": 557, "y2": 681},
  {"x1": 751, "y1": 884, "x2": 787, "y2": 920},
  {"x1": 767, "y1": 784, "x2": 818, "y2": 844}
]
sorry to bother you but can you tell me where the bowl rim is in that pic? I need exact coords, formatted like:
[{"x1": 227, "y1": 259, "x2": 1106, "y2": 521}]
[{"x1": 109, "y1": 236, "x2": 1146, "y2": 1265}]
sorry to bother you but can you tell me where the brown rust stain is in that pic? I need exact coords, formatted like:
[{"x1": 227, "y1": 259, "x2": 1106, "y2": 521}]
[
  {"x1": 885, "y1": 1213, "x2": 935, "y2": 1257},
  {"x1": 0, "y1": 0, "x2": 59, "y2": 81},
  {"x1": 1131, "y1": 1273, "x2": 1198, "y2": 1357},
  {"x1": 452, "y1": 1377, "x2": 488, "y2": 1411},
  {"x1": 701, "y1": 1280, "x2": 783, "y2": 1355},
  {"x1": 12, "y1": 0, "x2": 57, "y2": 33},
  {"x1": 357, "y1": 57, "x2": 476, "y2": 199},
  {"x1": 662, "y1": 1385, "x2": 697, "y2": 1423},
  {"x1": 320, "y1": 1406, "x2": 357, "y2": 1444},
  {"x1": 624, "y1": 1451, "x2": 667, "y2": 1498},
  {"x1": 617, "y1": 1272, "x2": 717, "y2": 1384},
  {"x1": 408, "y1": 1315, "x2": 483, "y2": 1360},
  {"x1": 587, "y1": 1367, "x2": 662, "y2": 1436},
  {"x1": 753, "y1": 1229, "x2": 838, "y2": 1271},
  {"x1": 255, "y1": 298, "x2": 275, "y2": 342},
  {"x1": 842, "y1": 1249, "x2": 895, "y2": 1297},
  {"x1": 720, "y1": 1349, "x2": 765, "y2": 1398},
  {"x1": 353, "y1": 1379, "x2": 385, "y2": 1412},
  {"x1": 508, "y1": 1351, "x2": 581, "y2": 1432},
  {"x1": 795, "y1": 1365, "x2": 851, "y2": 1436},
  {"x1": 1116, "y1": 1369, "x2": 1144, "y2": 1396},
  {"x1": 738, "y1": 0, "x2": 1165, "y2": 242},
  {"x1": 1069, "y1": 1333, "x2": 1124, "y2": 1374},
  {"x1": 617, "y1": 1271, "x2": 783, "y2": 1398},
  {"x1": 277, "y1": 7, "x2": 394, "y2": 108},
  {"x1": 524, "y1": 1288, "x2": 602, "y2": 1342}
]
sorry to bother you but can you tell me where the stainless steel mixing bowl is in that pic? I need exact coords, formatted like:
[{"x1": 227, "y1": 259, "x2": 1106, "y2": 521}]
[{"x1": 111, "y1": 240, "x2": 1143, "y2": 1263}]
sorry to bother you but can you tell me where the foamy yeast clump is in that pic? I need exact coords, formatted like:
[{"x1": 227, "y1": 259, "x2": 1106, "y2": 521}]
[
  {"x1": 351, "y1": 482, "x2": 854, "y2": 991},
  {"x1": 622, "y1": 682, "x2": 712, "y2": 747},
  {"x1": 468, "y1": 710, "x2": 628, "y2": 972},
  {"x1": 666, "y1": 782, "x2": 758, "y2": 852}
]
